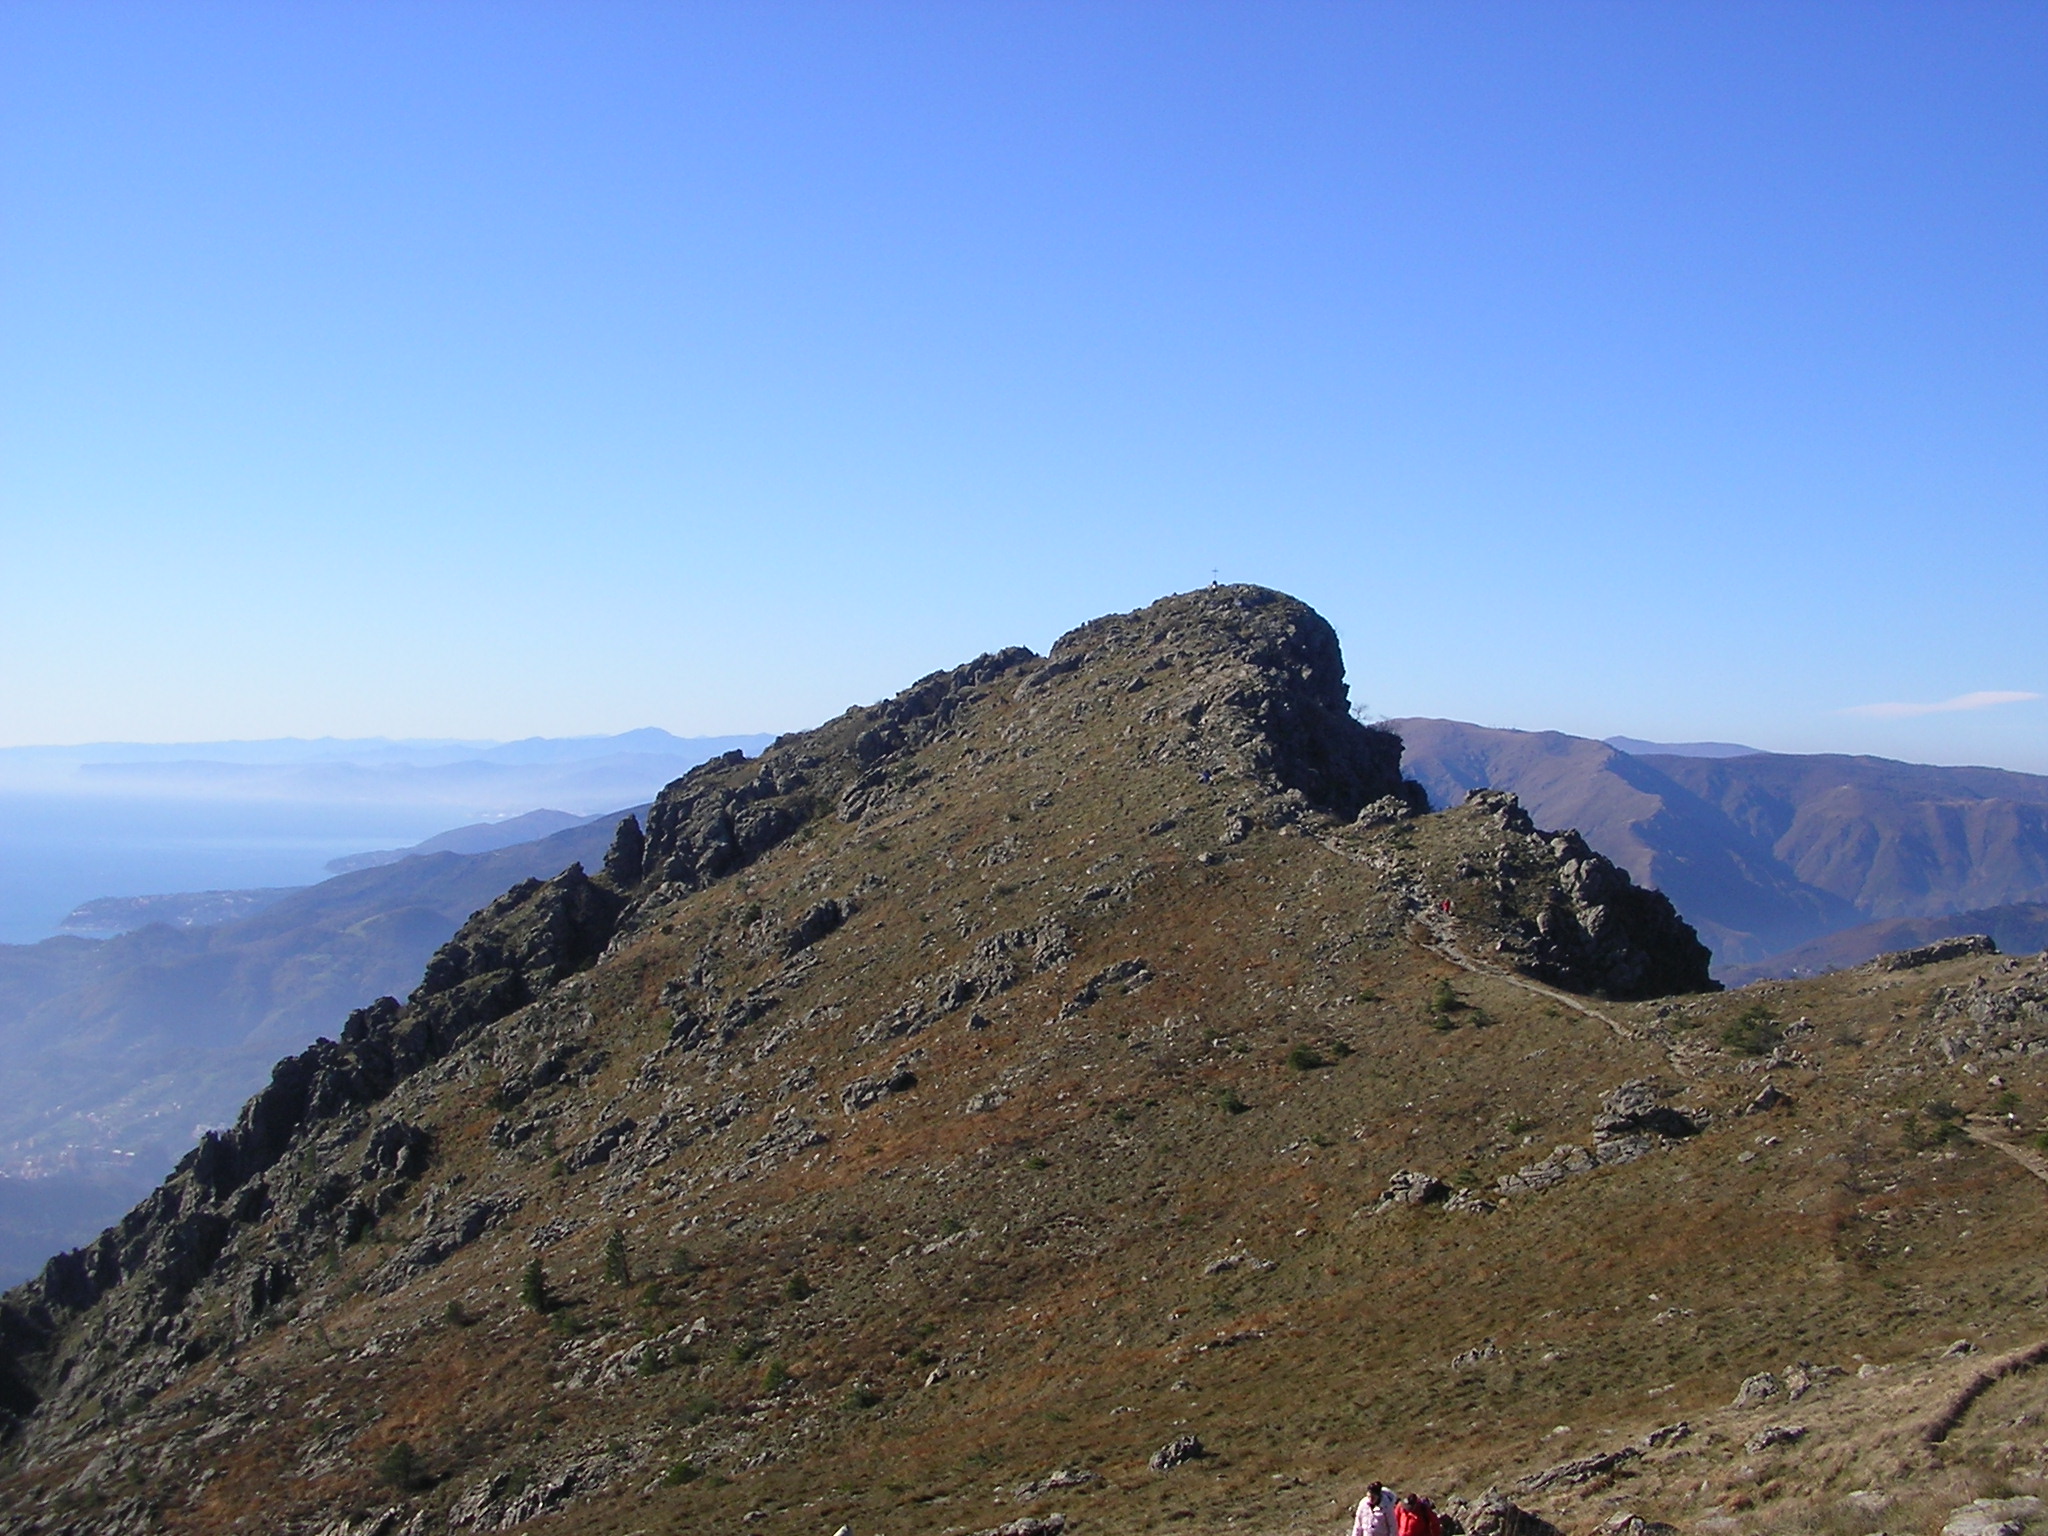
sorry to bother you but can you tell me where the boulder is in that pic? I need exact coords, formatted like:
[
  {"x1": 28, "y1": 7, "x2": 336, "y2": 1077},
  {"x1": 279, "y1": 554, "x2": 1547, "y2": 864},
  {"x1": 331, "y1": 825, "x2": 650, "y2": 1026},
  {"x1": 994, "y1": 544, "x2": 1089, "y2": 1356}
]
[{"x1": 1149, "y1": 1434, "x2": 1204, "y2": 1470}]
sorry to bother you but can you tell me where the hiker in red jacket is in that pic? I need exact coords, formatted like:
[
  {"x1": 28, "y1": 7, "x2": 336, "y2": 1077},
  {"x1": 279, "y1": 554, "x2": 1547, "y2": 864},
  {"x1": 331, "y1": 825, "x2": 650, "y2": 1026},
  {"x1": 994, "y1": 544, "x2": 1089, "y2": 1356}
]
[{"x1": 1394, "y1": 1492, "x2": 1441, "y2": 1536}]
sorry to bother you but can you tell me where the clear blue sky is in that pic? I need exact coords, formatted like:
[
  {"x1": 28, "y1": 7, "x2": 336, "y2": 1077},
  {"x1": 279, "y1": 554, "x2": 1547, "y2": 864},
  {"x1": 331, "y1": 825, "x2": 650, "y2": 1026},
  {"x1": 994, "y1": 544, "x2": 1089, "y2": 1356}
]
[{"x1": 5, "y1": 2, "x2": 2044, "y2": 769}]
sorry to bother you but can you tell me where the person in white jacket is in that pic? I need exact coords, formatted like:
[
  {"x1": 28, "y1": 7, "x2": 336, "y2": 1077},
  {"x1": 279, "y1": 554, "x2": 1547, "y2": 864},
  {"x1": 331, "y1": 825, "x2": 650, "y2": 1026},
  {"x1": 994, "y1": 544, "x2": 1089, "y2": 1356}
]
[{"x1": 1352, "y1": 1481, "x2": 1396, "y2": 1536}]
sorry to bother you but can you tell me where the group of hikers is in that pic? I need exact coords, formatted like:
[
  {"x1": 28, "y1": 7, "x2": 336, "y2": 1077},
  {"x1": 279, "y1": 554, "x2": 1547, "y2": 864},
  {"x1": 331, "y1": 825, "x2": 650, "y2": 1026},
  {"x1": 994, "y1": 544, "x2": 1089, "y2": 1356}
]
[{"x1": 1352, "y1": 1482, "x2": 1443, "y2": 1536}]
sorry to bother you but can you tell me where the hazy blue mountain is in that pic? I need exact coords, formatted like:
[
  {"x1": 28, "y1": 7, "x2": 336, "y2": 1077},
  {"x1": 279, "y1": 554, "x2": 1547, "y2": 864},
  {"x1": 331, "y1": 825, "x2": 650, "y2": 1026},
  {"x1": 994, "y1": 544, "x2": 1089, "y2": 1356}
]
[
  {"x1": 1605, "y1": 735, "x2": 1762, "y2": 758},
  {"x1": 324, "y1": 807, "x2": 599, "y2": 873},
  {"x1": 1641, "y1": 751, "x2": 2048, "y2": 921},
  {"x1": 0, "y1": 731, "x2": 771, "y2": 944},
  {"x1": 1392, "y1": 718, "x2": 1856, "y2": 966},
  {"x1": 0, "y1": 813, "x2": 635, "y2": 1284},
  {"x1": 1717, "y1": 901, "x2": 2048, "y2": 986},
  {"x1": 58, "y1": 887, "x2": 303, "y2": 936}
]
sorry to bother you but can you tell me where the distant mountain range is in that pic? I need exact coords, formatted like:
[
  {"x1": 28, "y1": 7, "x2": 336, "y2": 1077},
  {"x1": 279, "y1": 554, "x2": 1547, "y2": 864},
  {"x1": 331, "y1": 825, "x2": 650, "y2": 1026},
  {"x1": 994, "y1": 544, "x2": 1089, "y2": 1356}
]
[
  {"x1": 322, "y1": 806, "x2": 605, "y2": 874},
  {"x1": 0, "y1": 729, "x2": 772, "y2": 946},
  {"x1": 1394, "y1": 718, "x2": 2048, "y2": 973}
]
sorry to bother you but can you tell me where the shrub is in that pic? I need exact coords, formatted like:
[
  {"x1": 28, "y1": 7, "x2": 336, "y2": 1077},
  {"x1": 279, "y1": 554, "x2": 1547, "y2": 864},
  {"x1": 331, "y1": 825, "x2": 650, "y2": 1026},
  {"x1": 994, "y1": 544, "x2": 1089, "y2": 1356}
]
[
  {"x1": 1903, "y1": 1112, "x2": 1965, "y2": 1151},
  {"x1": 519, "y1": 1257, "x2": 552, "y2": 1314},
  {"x1": 670, "y1": 1245, "x2": 700, "y2": 1277},
  {"x1": 444, "y1": 1299, "x2": 477, "y2": 1328},
  {"x1": 679, "y1": 1394, "x2": 718, "y2": 1426},
  {"x1": 1218, "y1": 1088, "x2": 1248, "y2": 1115},
  {"x1": 1287, "y1": 1044, "x2": 1328, "y2": 1071},
  {"x1": 785, "y1": 1273, "x2": 814, "y2": 1302},
  {"x1": 845, "y1": 1384, "x2": 882, "y2": 1410},
  {"x1": 761, "y1": 1358, "x2": 791, "y2": 1392},
  {"x1": 603, "y1": 1228, "x2": 631, "y2": 1286},
  {"x1": 662, "y1": 1460, "x2": 705, "y2": 1486},
  {"x1": 1721, "y1": 1004, "x2": 1783, "y2": 1056},
  {"x1": 377, "y1": 1440, "x2": 428, "y2": 1492}
]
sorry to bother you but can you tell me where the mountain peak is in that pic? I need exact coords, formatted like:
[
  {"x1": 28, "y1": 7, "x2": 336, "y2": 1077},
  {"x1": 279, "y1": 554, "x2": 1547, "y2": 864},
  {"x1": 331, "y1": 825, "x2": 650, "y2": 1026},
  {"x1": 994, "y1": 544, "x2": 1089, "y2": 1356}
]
[{"x1": 1, "y1": 589, "x2": 1746, "y2": 1534}]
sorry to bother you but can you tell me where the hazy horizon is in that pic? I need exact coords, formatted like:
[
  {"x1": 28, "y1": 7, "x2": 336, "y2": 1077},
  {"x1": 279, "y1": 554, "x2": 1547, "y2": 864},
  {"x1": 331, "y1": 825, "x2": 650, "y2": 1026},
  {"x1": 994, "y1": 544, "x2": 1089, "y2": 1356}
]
[{"x1": 4, "y1": 5, "x2": 2041, "y2": 775}]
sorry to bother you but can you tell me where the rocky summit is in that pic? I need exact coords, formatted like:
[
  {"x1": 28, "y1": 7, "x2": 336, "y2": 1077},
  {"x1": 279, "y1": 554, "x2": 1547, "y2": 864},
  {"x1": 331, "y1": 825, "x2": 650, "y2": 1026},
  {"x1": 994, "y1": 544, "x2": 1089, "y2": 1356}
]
[{"x1": 3, "y1": 587, "x2": 2046, "y2": 1536}]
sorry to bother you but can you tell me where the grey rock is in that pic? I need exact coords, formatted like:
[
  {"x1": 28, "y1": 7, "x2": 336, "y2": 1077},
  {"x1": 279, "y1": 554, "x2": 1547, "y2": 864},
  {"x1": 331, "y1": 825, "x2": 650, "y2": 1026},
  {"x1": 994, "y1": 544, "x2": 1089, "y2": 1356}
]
[
  {"x1": 381, "y1": 1195, "x2": 520, "y2": 1287},
  {"x1": 1592, "y1": 1081, "x2": 1700, "y2": 1141},
  {"x1": 1149, "y1": 1433, "x2": 1205, "y2": 1470},
  {"x1": 1878, "y1": 935, "x2": 1998, "y2": 972},
  {"x1": 1942, "y1": 1497, "x2": 2047, "y2": 1536},
  {"x1": 1444, "y1": 1490, "x2": 1564, "y2": 1536},
  {"x1": 975, "y1": 1517, "x2": 1067, "y2": 1536},
  {"x1": 1742, "y1": 1084, "x2": 1789, "y2": 1115},
  {"x1": 565, "y1": 1117, "x2": 637, "y2": 1171},
  {"x1": 1517, "y1": 1446, "x2": 1639, "y2": 1492},
  {"x1": 840, "y1": 1066, "x2": 918, "y2": 1114},
  {"x1": 1013, "y1": 1468, "x2": 1096, "y2": 1501},
  {"x1": 1744, "y1": 1423, "x2": 1806, "y2": 1453},
  {"x1": 1597, "y1": 1517, "x2": 1680, "y2": 1536},
  {"x1": 1375, "y1": 1169, "x2": 1450, "y2": 1209},
  {"x1": 1733, "y1": 1370, "x2": 1781, "y2": 1407},
  {"x1": 781, "y1": 898, "x2": 846, "y2": 956},
  {"x1": 600, "y1": 814, "x2": 644, "y2": 887}
]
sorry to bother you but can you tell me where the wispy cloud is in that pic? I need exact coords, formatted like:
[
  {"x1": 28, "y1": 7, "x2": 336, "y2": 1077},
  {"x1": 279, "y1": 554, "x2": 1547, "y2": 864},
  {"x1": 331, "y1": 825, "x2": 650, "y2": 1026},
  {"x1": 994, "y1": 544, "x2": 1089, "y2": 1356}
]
[{"x1": 1843, "y1": 690, "x2": 2043, "y2": 720}]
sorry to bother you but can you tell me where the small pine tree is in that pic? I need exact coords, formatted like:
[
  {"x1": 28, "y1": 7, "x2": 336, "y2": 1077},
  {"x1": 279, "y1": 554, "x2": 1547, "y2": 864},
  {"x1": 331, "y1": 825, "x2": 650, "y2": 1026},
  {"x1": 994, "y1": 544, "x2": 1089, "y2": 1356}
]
[
  {"x1": 378, "y1": 1439, "x2": 427, "y2": 1491},
  {"x1": 602, "y1": 1227, "x2": 630, "y2": 1286},
  {"x1": 520, "y1": 1256, "x2": 552, "y2": 1313}
]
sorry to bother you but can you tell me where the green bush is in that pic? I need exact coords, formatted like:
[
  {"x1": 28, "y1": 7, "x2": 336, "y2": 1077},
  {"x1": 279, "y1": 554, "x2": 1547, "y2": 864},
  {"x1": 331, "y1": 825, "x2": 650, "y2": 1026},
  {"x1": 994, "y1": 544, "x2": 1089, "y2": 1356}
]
[
  {"x1": 785, "y1": 1273, "x2": 814, "y2": 1302},
  {"x1": 1720, "y1": 1004, "x2": 1783, "y2": 1056},
  {"x1": 377, "y1": 1440, "x2": 429, "y2": 1492},
  {"x1": 519, "y1": 1257, "x2": 552, "y2": 1314},
  {"x1": 1287, "y1": 1044, "x2": 1328, "y2": 1071},
  {"x1": 1218, "y1": 1088, "x2": 1248, "y2": 1115},
  {"x1": 662, "y1": 1460, "x2": 704, "y2": 1486},
  {"x1": 603, "y1": 1228, "x2": 631, "y2": 1286},
  {"x1": 761, "y1": 1358, "x2": 791, "y2": 1392},
  {"x1": 679, "y1": 1394, "x2": 718, "y2": 1426},
  {"x1": 845, "y1": 1384, "x2": 882, "y2": 1410}
]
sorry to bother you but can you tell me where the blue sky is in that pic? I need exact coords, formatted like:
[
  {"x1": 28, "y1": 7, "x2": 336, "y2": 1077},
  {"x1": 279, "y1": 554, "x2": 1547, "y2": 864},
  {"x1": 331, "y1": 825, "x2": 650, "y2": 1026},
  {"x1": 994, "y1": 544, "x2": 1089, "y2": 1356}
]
[{"x1": 4, "y1": 2, "x2": 2044, "y2": 769}]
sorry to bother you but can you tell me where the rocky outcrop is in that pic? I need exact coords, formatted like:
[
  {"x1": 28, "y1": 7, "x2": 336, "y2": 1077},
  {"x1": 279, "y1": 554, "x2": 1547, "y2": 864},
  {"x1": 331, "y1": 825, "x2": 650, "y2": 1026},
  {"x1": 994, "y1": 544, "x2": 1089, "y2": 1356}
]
[
  {"x1": 1458, "y1": 790, "x2": 1717, "y2": 998},
  {"x1": 1042, "y1": 586, "x2": 1419, "y2": 820},
  {"x1": 1925, "y1": 952, "x2": 2048, "y2": 1061}
]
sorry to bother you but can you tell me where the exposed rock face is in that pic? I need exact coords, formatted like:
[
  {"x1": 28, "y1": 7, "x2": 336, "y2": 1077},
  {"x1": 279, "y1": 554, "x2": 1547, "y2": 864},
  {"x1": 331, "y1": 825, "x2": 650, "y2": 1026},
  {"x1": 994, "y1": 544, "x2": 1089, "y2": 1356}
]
[
  {"x1": 1445, "y1": 1490, "x2": 1565, "y2": 1536},
  {"x1": 1925, "y1": 952, "x2": 2048, "y2": 1061},
  {"x1": 1040, "y1": 586, "x2": 1417, "y2": 820},
  {"x1": 1455, "y1": 790, "x2": 1717, "y2": 999}
]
